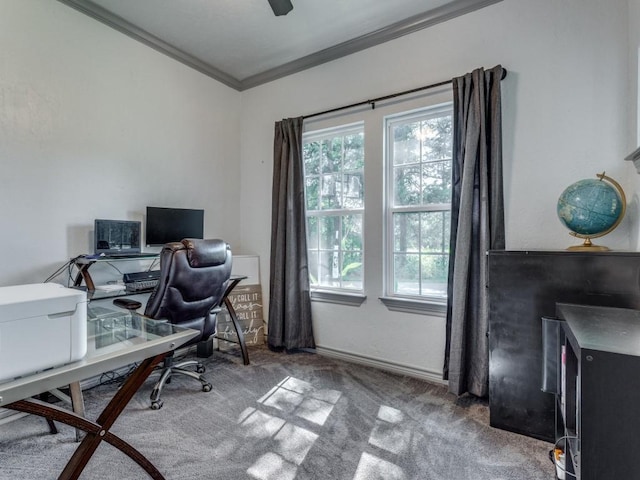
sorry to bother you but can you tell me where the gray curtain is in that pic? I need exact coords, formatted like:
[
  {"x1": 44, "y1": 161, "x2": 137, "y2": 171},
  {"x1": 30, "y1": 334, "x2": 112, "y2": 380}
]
[
  {"x1": 268, "y1": 117, "x2": 316, "y2": 351},
  {"x1": 443, "y1": 65, "x2": 505, "y2": 397}
]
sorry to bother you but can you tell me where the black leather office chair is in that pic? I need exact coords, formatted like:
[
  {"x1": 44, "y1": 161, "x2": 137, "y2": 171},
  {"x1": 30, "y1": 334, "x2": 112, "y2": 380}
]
[{"x1": 139, "y1": 238, "x2": 232, "y2": 410}]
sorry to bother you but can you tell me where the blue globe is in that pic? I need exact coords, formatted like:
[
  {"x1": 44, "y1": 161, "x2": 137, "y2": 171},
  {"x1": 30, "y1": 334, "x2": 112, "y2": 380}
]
[{"x1": 557, "y1": 178, "x2": 623, "y2": 236}]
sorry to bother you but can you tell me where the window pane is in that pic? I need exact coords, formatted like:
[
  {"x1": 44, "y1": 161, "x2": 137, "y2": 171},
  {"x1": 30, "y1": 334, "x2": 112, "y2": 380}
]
[
  {"x1": 343, "y1": 132, "x2": 364, "y2": 170},
  {"x1": 420, "y1": 254, "x2": 448, "y2": 298},
  {"x1": 393, "y1": 213, "x2": 419, "y2": 252},
  {"x1": 422, "y1": 159, "x2": 452, "y2": 204},
  {"x1": 307, "y1": 216, "x2": 319, "y2": 249},
  {"x1": 317, "y1": 251, "x2": 335, "y2": 287},
  {"x1": 343, "y1": 214, "x2": 363, "y2": 251},
  {"x1": 319, "y1": 216, "x2": 340, "y2": 250},
  {"x1": 308, "y1": 251, "x2": 319, "y2": 287},
  {"x1": 394, "y1": 253, "x2": 420, "y2": 295},
  {"x1": 392, "y1": 122, "x2": 420, "y2": 165},
  {"x1": 303, "y1": 141, "x2": 321, "y2": 174},
  {"x1": 322, "y1": 138, "x2": 342, "y2": 173},
  {"x1": 394, "y1": 165, "x2": 421, "y2": 206},
  {"x1": 305, "y1": 177, "x2": 319, "y2": 211},
  {"x1": 443, "y1": 211, "x2": 451, "y2": 251},
  {"x1": 422, "y1": 116, "x2": 452, "y2": 162},
  {"x1": 342, "y1": 251, "x2": 363, "y2": 289},
  {"x1": 321, "y1": 174, "x2": 342, "y2": 209},
  {"x1": 420, "y1": 211, "x2": 446, "y2": 252},
  {"x1": 342, "y1": 173, "x2": 364, "y2": 208}
]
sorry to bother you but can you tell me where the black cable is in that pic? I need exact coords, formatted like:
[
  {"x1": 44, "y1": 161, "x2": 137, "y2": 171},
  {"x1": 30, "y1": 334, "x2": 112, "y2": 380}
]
[
  {"x1": 103, "y1": 261, "x2": 125, "y2": 275},
  {"x1": 95, "y1": 362, "x2": 140, "y2": 388},
  {"x1": 43, "y1": 255, "x2": 83, "y2": 283},
  {"x1": 67, "y1": 258, "x2": 80, "y2": 287}
]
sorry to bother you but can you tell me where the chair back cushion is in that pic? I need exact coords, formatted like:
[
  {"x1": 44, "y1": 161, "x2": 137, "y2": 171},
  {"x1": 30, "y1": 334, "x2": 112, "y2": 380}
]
[{"x1": 144, "y1": 238, "x2": 232, "y2": 343}]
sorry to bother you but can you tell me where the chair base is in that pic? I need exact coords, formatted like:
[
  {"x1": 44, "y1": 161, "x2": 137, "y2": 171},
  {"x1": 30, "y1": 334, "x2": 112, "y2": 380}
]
[{"x1": 149, "y1": 358, "x2": 212, "y2": 410}]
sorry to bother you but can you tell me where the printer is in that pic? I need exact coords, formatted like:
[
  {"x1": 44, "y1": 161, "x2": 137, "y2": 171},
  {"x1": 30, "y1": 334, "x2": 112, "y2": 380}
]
[{"x1": 0, "y1": 283, "x2": 87, "y2": 382}]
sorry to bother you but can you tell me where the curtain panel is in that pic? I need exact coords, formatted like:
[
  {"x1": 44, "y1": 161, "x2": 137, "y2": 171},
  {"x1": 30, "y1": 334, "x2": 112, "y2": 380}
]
[
  {"x1": 444, "y1": 65, "x2": 506, "y2": 397},
  {"x1": 268, "y1": 117, "x2": 316, "y2": 351}
]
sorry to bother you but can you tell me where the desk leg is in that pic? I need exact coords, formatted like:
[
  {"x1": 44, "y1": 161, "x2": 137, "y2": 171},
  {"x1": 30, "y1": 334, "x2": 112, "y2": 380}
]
[
  {"x1": 46, "y1": 383, "x2": 85, "y2": 441},
  {"x1": 73, "y1": 262, "x2": 96, "y2": 291},
  {"x1": 6, "y1": 354, "x2": 167, "y2": 480},
  {"x1": 68, "y1": 382, "x2": 85, "y2": 442},
  {"x1": 224, "y1": 297, "x2": 250, "y2": 365}
]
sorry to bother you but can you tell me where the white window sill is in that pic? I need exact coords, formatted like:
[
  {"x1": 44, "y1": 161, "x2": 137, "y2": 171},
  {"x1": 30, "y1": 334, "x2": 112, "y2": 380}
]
[
  {"x1": 310, "y1": 290, "x2": 367, "y2": 306},
  {"x1": 379, "y1": 296, "x2": 446, "y2": 316}
]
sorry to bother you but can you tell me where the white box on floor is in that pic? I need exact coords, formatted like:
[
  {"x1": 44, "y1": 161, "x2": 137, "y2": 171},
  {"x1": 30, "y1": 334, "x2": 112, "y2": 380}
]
[{"x1": 0, "y1": 283, "x2": 87, "y2": 382}]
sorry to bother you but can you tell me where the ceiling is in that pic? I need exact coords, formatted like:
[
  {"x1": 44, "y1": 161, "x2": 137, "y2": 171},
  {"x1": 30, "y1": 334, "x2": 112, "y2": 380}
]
[{"x1": 58, "y1": 0, "x2": 501, "y2": 91}]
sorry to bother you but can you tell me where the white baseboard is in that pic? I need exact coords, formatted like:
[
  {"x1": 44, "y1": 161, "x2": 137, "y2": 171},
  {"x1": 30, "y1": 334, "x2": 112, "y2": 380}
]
[{"x1": 315, "y1": 345, "x2": 447, "y2": 386}]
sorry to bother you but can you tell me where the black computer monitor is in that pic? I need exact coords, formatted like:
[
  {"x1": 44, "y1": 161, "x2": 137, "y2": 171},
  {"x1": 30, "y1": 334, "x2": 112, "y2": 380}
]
[{"x1": 145, "y1": 207, "x2": 204, "y2": 247}]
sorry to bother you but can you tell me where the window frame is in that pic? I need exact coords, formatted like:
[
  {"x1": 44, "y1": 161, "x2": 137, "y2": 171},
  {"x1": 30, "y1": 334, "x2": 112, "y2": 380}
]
[
  {"x1": 383, "y1": 102, "x2": 453, "y2": 306},
  {"x1": 303, "y1": 122, "x2": 366, "y2": 295}
]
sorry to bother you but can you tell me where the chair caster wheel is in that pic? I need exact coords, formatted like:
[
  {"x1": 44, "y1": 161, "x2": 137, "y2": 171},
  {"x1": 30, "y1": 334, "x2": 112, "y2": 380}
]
[
  {"x1": 202, "y1": 383, "x2": 212, "y2": 392},
  {"x1": 196, "y1": 365, "x2": 205, "y2": 374},
  {"x1": 150, "y1": 400, "x2": 163, "y2": 410}
]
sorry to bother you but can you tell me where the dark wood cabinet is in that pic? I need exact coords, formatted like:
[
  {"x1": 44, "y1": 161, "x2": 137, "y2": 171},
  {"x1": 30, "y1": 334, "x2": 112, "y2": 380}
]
[
  {"x1": 555, "y1": 303, "x2": 640, "y2": 479},
  {"x1": 487, "y1": 250, "x2": 640, "y2": 442}
]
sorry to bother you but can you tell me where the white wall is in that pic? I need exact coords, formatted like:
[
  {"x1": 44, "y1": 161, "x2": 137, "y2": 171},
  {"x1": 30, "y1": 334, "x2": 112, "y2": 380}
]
[
  {"x1": 632, "y1": 0, "x2": 640, "y2": 145},
  {"x1": 240, "y1": 0, "x2": 631, "y2": 379},
  {"x1": 627, "y1": 0, "x2": 640, "y2": 251},
  {"x1": 1, "y1": 0, "x2": 634, "y2": 381},
  {"x1": 0, "y1": 0, "x2": 242, "y2": 287}
]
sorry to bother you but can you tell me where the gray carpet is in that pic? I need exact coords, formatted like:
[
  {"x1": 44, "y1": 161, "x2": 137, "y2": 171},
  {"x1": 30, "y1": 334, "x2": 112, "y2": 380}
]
[{"x1": 0, "y1": 346, "x2": 554, "y2": 479}]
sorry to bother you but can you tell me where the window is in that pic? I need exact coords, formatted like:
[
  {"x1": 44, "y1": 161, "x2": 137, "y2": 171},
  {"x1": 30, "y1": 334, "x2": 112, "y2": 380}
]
[
  {"x1": 303, "y1": 123, "x2": 364, "y2": 291},
  {"x1": 301, "y1": 94, "x2": 452, "y2": 310},
  {"x1": 385, "y1": 104, "x2": 453, "y2": 301}
]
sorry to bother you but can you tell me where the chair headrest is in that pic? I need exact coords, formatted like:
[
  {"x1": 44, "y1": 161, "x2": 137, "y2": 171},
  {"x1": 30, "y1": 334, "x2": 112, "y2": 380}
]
[{"x1": 182, "y1": 238, "x2": 229, "y2": 268}]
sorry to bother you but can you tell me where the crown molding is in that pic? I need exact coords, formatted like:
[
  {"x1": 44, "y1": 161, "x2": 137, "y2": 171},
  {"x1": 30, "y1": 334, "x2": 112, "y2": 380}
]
[
  {"x1": 241, "y1": 0, "x2": 503, "y2": 90},
  {"x1": 57, "y1": 0, "x2": 242, "y2": 90},
  {"x1": 58, "y1": 0, "x2": 502, "y2": 92}
]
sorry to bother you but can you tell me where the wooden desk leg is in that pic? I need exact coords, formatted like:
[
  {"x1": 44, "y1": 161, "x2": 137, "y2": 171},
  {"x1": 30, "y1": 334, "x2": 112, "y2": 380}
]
[
  {"x1": 6, "y1": 354, "x2": 167, "y2": 480},
  {"x1": 61, "y1": 354, "x2": 164, "y2": 479},
  {"x1": 68, "y1": 382, "x2": 85, "y2": 442},
  {"x1": 73, "y1": 262, "x2": 96, "y2": 290},
  {"x1": 38, "y1": 392, "x2": 58, "y2": 434}
]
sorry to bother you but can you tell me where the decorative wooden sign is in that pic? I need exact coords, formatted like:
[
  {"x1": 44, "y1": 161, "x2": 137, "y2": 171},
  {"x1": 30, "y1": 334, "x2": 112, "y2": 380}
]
[{"x1": 217, "y1": 284, "x2": 264, "y2": 345}]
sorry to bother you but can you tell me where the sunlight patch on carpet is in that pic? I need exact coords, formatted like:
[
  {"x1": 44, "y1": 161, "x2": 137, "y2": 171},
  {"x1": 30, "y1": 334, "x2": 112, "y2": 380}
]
[
  {"x1": 368, "y1": 405, "x2": 412, "y2": 455},
  {"x1": 238, "y1": 408, "x2": 286, "y2": 438},
  {"x1": 257, "y1": 376, "x2": 341, "y2": 426},
  {"x1": 353, "y1": 452, "x2": 407, "y2": 480}
]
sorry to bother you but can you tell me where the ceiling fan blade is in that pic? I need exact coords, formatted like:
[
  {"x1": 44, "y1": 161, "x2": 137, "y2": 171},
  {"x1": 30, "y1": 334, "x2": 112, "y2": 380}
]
[{"x1": 268, "y1": 0, "x2": 293, "y2": 16}]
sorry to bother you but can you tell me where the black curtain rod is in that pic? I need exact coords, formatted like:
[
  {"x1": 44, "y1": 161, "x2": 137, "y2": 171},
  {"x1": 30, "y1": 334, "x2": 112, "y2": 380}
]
[{"x1": 303, "y1": 68, "x2": 507, "y2": 120}]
